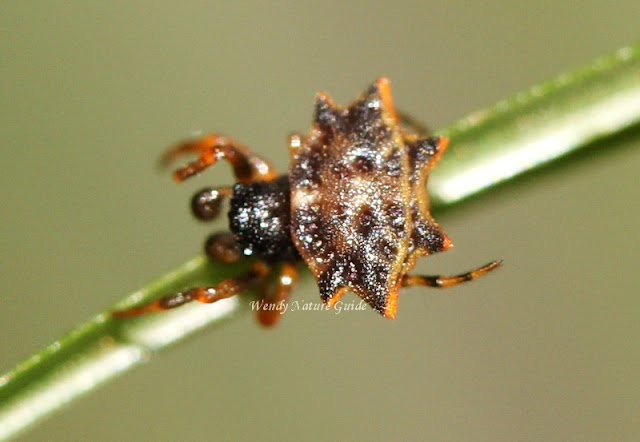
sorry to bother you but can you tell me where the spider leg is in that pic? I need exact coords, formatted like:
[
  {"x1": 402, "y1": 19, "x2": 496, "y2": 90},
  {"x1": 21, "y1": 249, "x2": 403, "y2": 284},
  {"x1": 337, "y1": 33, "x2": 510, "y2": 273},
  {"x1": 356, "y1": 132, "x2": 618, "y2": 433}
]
[
  {"x1": 397, "y1": 110, "x2": 430, "y2": 136},
  {"x1": 113, "y1": 261, "x2": 271, "y2": 317},
  {"x1": 402, "y1": 260, "x2": 502, "y2": 288},
  {"x1": 256, "y1": 262, "x2": 298, "y2": 327},
  {"x1": 160, "y1": 133, "x2": 278, "y2": 183}
]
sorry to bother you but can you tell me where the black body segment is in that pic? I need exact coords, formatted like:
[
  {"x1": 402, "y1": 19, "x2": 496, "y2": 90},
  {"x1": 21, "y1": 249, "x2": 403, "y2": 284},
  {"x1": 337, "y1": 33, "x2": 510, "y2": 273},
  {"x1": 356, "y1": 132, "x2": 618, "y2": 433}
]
[{"x1": 228, "y1": 175, "x2": 299, "y2": 261}]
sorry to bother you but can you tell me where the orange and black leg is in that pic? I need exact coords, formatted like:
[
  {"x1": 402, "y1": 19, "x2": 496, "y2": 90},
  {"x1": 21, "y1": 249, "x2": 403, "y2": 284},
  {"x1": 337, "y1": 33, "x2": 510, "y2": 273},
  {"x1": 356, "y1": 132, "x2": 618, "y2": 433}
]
[
  {"x1": 256, "y1": 262, "x2": 298, "y2": 327},
  {"x1": 113, "y1": 261, "x2": 271, "y2": 317},
  {"x1": 159, "y1": 133, "x2": 278, "y2": 182},
  {"x1": 402, "y1": 260, "x2": 502, "y2": 288}
]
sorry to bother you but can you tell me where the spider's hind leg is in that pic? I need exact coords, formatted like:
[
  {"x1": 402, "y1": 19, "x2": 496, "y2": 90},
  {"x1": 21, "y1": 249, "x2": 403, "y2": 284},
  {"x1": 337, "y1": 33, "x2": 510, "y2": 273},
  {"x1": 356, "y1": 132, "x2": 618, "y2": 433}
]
[
  {"x1": 397, "y1": 110, "x2": 430, "y2": 136},
  {"x1": 402, "y1": 260, "x2": 502, "y2": 289}
]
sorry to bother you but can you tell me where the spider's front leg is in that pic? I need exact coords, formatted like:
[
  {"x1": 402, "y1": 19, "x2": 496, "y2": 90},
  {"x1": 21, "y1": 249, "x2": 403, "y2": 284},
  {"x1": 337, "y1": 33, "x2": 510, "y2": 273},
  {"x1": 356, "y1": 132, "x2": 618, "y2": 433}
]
[
  {"x1": 113, "y1": 261, "x2": 271, "y2": 317},
  {"x1": 160, "y1": 133, "x2": 278, "y2": 183}
]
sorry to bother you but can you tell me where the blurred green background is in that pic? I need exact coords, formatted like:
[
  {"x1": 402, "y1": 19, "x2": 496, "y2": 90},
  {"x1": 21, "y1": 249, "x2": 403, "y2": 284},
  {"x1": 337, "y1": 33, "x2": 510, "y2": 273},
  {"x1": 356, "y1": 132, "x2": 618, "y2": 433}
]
[{"x1": 1, "y1": 2, "x2": 639, "y2": 441}]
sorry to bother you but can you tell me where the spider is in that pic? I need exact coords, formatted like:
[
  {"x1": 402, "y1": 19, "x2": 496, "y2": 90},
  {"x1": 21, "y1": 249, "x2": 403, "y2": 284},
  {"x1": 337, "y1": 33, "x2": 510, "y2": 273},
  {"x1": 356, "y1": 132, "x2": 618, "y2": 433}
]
[{"x1": 114, "y1": 78, "x2": 501, "y2": 326}]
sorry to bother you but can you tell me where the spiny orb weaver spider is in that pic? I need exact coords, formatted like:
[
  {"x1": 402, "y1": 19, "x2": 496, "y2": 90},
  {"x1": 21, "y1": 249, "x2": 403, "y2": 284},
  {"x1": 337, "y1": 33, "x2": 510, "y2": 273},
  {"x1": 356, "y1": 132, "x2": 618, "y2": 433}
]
[{"x1": 115, "y1": 78, "x2": 501, "y2": 326}]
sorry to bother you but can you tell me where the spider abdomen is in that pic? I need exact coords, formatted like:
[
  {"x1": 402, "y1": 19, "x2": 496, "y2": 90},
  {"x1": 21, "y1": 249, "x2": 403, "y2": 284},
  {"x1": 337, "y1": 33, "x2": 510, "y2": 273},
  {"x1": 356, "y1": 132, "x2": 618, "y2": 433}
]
[{"x1": 288, "y1": 78, "x2": 452, "y2": 318}]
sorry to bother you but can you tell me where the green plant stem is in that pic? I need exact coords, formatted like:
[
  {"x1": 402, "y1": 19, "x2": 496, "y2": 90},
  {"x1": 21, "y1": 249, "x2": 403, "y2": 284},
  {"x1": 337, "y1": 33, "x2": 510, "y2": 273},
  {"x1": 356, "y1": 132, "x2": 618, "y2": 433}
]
[
  {"x1": 430, "y1": 45, "x2": 640, "y2": 208},
  {"x1": 1, "y1": 44, "x2": 639, "y2": 440}
]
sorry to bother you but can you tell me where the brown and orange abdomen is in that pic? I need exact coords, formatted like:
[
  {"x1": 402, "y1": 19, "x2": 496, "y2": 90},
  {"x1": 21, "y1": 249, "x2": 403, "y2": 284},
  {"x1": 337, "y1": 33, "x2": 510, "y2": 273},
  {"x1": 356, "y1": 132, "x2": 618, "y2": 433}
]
[{"x1": 289, "y1": 79, "x2": 417, "y2": 317}]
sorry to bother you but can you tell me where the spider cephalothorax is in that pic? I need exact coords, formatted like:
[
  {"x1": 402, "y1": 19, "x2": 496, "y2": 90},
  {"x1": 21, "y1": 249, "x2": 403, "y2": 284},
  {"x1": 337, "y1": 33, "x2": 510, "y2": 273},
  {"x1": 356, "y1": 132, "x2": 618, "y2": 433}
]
[{"x1": 115, "y1": 78, "x2": 501, "y2": 325}]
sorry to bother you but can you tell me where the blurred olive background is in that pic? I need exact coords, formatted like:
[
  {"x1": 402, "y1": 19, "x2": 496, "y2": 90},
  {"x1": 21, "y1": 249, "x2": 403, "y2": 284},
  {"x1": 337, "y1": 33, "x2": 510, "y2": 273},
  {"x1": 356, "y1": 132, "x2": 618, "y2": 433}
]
[{"x1": 1, "y1": 2, "x2": 639, "y2": 441}]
